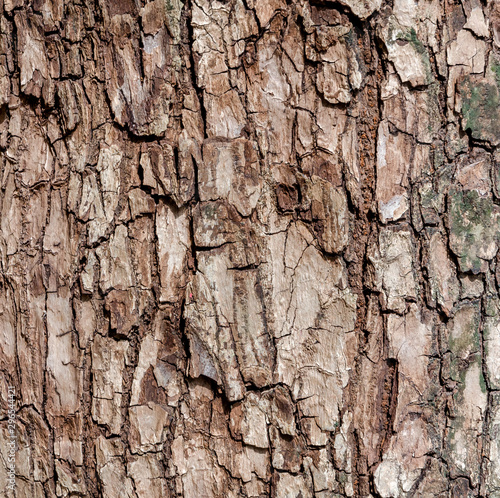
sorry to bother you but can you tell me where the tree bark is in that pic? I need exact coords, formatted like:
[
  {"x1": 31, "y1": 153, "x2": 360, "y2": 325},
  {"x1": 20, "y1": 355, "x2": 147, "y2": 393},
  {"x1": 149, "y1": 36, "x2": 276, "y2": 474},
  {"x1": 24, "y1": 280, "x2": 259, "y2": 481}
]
[{"x1": 0, "y1": 0, "x2": 499, "y2": 496}]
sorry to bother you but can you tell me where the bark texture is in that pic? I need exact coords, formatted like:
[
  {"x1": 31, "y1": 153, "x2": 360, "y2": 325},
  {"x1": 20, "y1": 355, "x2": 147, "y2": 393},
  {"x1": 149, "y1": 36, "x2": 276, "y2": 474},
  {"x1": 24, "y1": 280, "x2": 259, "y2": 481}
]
[{"x1": 0, "y1": 0, "x2": 499, "y2": 496}]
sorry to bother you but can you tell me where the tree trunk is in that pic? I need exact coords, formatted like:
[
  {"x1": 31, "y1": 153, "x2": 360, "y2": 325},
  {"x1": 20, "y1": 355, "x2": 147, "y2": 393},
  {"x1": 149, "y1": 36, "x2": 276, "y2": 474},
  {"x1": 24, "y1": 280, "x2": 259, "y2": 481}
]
[{"x1": 1, "y1": 0, "x2": 499, "y2": 496}]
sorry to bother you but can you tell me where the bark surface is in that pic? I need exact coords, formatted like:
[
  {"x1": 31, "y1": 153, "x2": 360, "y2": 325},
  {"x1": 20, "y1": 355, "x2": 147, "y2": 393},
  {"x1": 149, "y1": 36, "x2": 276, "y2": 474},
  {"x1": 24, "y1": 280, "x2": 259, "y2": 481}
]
[{"x1": 0, "y1": 0, "x2": 499, "y2": 496}]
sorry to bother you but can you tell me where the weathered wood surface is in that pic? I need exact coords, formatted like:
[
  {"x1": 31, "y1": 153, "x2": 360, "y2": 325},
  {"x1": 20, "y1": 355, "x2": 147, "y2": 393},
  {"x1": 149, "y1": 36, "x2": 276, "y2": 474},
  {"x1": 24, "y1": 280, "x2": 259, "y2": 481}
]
[{"x1": 0, "y1": 0, "x2": 499, "y2": 496}]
